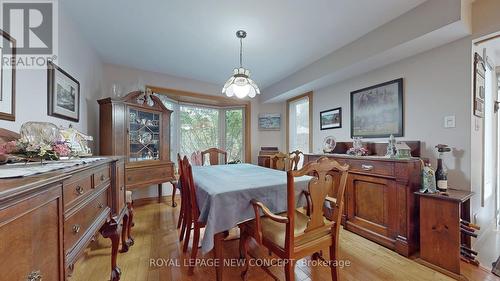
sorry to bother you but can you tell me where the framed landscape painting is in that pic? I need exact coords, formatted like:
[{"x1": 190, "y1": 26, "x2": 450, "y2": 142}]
[
  {"x1": 0, "y1": 29, "x2": 16, "y2": 121},
  {"x1": 47, "y1": 61, "x2": 80, "y2": 122},
  {"x1": 320, "y1": 107, "x2": 341, "y2": 130},
  {"x1": 258, "y1": 113, "x2": 280, "y2": 130},
  {"x1": 351, "y1": 78, "x2": 403, "y2": 138}
]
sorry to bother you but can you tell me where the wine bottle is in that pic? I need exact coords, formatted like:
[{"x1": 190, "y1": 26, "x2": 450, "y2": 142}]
[
  {"x1": 460, "y1": 227, "x2": 478, "y2": 238},
  {"x1": 435, "y1": 158, "x2": 448, "y2": 191}
]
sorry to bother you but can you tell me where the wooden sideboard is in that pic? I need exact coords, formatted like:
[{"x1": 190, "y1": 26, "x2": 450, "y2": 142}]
[
  {"x1": 304, "y1": 153, "x2": 421, "y2": 257},
  {"x1": 0, "y1": 157, "x2": 126, "y2": 281}
]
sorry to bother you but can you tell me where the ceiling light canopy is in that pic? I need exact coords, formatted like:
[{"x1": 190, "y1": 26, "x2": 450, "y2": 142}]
[{"x1": 222, "y1": 30, "x2": 260, "y2": 99}]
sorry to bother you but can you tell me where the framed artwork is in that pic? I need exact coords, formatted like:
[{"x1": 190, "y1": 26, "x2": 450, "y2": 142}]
[
  {"x1": 47, "y1": 61, "x2": 80, "y2": 122},
  {"x1": 473, "y1": 52, "x2": 485, "y2": 118},
  {"x1": 351, "y1": 78, "x2": 404, "y2": 138},
  {"x1": 0, "y1": 30, "x2": 16, "y2": 121},
  {"x1": 258, "y1": 113, "x2": 280, "y2": 130},
  {"x1": 320, "y1": 107, "x2": 341, "y2": 130}
]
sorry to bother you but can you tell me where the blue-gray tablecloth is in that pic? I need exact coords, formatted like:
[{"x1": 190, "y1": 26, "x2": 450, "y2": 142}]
[{"x1": 192, "y1": 163, "x2": 311, "y2": 253}]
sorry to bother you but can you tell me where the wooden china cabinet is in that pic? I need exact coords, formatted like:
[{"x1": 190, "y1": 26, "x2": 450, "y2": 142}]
[{"x1": 98, "y1": 91, "x2": 175, "y2": 199}]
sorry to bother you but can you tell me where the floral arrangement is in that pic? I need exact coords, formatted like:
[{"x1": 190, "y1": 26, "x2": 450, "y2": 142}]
[
  {"x1": 346, "y1": 146, "x2": 369, "y2": 156},
  {"x1": 0, "y1": 138, "x2": 72, "y2": 161}
]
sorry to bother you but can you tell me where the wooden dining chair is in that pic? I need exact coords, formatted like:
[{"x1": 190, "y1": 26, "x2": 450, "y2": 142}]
[
  {"x1": 201, "y1": 147, "x2": 228, "y2": 165},
  {"x1": 270, "y1": 152, "x2": 289, "y2": 171},
  {"x1": 239, "y1": 156, "x2": 349, "y2": 281},
  {"x1": 179, "y1": 155, "x2": 207, "y2": 275},
  {"x1": 176, "y1": 154, "x2": 189, "y2": 241},
  {"x1": 289, "y1": 150, "x2": 304, "y2": 171}
]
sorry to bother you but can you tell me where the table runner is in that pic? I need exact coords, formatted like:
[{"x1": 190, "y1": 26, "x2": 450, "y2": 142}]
[{"x1": 192, "y1": 163, "x2": 311, "y2": 253}]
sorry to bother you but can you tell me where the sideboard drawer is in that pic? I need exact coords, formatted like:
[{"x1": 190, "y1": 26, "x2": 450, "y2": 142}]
[
  {"x1": 93, "y1": 165, "x2": 110, "y2": 187},
  {"x1": 64, "y1": 187, "x2": 109, "y2": 253},
  {"x1": 126, "y1": 163, "x2": 173, "y2": 188},
  {"x1": 63, "y1": 172, "x2": 93, "y2": 208},
  {"x1": 348, "y1": 159, "x2": 394, "y2": 177}
]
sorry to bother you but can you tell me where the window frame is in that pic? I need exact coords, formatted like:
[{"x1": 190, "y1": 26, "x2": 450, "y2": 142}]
[
  {"x1": 286, "y1": 91, "x2": 313, "y2": 153},
  {"x1": 149, "y1": 86, "x2": 251, "y2": 163}
]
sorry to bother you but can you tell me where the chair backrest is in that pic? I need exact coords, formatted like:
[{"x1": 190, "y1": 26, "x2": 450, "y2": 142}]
[
  {"x1": 190, "y1": 151, "x2": 203, "y2": 166},
  {"x1": 288, "y1": 150, "x2": 304, "y2": 171},
  {"x1": 180, "y1": 155, "x2": 200, "y2": 219},
  {"x1": 270, "y1": 152, "x2": 289, "y2": 171},
  {"x1": 286, "y1": 156, "x2": 349, "y2": 248},
  {"x1": 201, "y1": 148, "x2": 227, "y2": 165}
]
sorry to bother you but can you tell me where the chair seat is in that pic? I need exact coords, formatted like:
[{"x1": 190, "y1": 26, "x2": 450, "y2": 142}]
[{"x1": 244, "y1": 209, "x2": 333, "y2": 249}]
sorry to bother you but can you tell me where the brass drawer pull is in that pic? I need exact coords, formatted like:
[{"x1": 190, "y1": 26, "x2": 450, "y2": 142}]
[
  {"x1": 72, "y1": 224, "x2": 81, "y2": 234},
  {"x1": 75, "y1": 185, "x2": 84, "y2": 195},
  {"x1": 361, "y1": 164, "x2": 374, "y2": 171},
  {"x1": 100, "y1": 174, "x2": 105, "y2": 181},
  {"x1": 98, "y1": 202, "x2": 104, "y2": 209},
  {"x1": 27, "y1": 270, "x2": 42, "y2": 281}
]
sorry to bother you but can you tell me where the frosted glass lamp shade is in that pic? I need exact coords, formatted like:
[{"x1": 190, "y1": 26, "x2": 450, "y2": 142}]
[{"x1": 222, "y1": 68, "x2": 260, "y2": 99}]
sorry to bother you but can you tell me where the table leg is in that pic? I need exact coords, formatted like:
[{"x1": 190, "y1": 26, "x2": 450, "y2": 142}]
[
  {"x1": 158, "y1": 183, "x2": 162, "y2": 203},
  {"x1": 214, "y1": 232, "x2": 224, "y2": 281},
  {"x1": 100, "y1": 218, "x2": 121, "y2": 281}
]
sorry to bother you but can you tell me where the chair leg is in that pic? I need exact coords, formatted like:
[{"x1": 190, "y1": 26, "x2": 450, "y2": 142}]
[
  {"x1": 177, "y1": 189, "x2": 184, "y2": 229},
  {"x1": 126, "y1": 202, "x2": 134, "y2": 245},
  {"x1": 329, "y1": 244, "x2": 338, "y2": 281},
  {"x1": 179, "y1": 206, "x2": 188, "y2": 242},
  {"x1": 240, "y1": 231, "x2": 251, "y2": 281},
  {"x1": 119, "y1": 212, "x2": 130, "y2": 253},
  {"x1": 188, "y1": 222, "x2": 201, "y2": 275},
  {"x1": 284, "y1": 259, "x2": 296, "y2": 281},
  {"x1": 171, "y1": 182, "x2": 177, "y2": 207},
  {"x1": 183, "y1": 213, "x2": 192, "y2": 253}
]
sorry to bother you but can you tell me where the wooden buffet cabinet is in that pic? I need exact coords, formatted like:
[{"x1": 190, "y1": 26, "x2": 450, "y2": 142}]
[
  {"x1": 0, "y1": 157, "x2": 126, "y2": 281},
  {"x1": 304, "y1": 153, "x2": 421, "y2": 257},
  {"x1": 98, "y1": 91, "x2": 175, "y2": 200}
]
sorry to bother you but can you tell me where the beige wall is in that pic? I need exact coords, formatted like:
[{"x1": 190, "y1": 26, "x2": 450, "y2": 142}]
[
  {"x1": 0, "y1": 10, "x2": 104, "y2": 143},
  {"x1": 312, "y1": 38, "x2": 472, "y2": 189}
]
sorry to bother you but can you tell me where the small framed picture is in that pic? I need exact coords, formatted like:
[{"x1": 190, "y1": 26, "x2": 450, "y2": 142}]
[
  {"x1": 258, "y1": 113, "x2": 281, "y2": 131},
  {"x1": 47, "y1": 61, "x2": 80, "y2": 122},
  {"x1": 320, "y1": 107, "x2": 342, "y2": 130}
]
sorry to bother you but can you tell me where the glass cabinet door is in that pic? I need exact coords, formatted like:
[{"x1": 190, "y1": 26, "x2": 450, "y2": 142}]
[{"x1": 128, "y1": 108, "x2": 161, "y2": 162}]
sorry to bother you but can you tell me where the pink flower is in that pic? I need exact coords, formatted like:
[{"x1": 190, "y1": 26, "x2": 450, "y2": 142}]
[
  {"x1": 0, "y1": 141, "x2": 18, "y2": 154},
  {"x1": 52, "y1": 143, "x2": 71, "y2": 157}
]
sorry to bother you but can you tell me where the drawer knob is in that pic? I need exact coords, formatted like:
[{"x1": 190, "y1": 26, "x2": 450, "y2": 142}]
[
  {"x1": 98, "y1": 202, "x2": 104, "y2": 209},
  {"x1": 100, "y1": 174, "x2": 105, "y2": 181},
  {"x1": 72, "y1": 224, "x2": 81, "y2": 234},
  {"x1": 361, "y1": 164, "x2": 374, "y2": 171},
  {"x1": 27, "y1": 270, "x2": 42, "y2": 281},
  {"x1": 75, "y1": 186, "x2": 84, "y2": 195}
]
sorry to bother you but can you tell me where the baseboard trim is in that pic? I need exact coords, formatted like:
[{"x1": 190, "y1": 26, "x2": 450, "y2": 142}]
[{"x1": 133, "y1": 195, "x2": 180, "y2": 207}]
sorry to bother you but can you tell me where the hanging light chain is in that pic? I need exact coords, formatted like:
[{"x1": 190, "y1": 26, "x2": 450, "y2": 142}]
[{"x1": 239, "y1": 36, "x2": 243, "y2": 68}]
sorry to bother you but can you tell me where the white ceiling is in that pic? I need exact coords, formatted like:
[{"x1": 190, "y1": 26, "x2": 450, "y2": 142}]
[{"x1": 61, "y1": 0, "x2": 427, "y2": 90}]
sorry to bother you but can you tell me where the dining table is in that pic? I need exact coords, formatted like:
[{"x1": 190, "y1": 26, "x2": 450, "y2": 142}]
[{"x1": 191, "y1": 163, "x2": 312, "y2": 281}]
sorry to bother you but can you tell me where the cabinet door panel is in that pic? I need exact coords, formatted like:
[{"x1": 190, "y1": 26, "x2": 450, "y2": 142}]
[
  {"x1": 0, "y1": 185, "x2": 63, "y2": 281},
  {"x1": 354, "y1": 180, "x2": 387, "y2": 226},
  {"x1": 346, "y1": 174, "x2": 397, "y2": 243}
]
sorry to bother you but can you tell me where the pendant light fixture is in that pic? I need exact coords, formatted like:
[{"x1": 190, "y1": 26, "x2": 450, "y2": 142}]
[{"x1": 222, "y1": 30, "x2": 260, "y2": 99}]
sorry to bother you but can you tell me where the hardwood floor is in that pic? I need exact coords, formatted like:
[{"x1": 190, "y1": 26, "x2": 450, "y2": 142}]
[{"x1": 69, "y1": 199, "x2": 499, "y2": 281}]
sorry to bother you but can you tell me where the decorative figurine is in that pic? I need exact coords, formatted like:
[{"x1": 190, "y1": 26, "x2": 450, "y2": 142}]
[
  {"x1": 395, "y1": 142, "x2": 412, "y2": 159},
  {"x1": 385, "y1": 134, "x2": 397, "y2": 158},
  {"x1": 347, "y1": 137, "x2": 368, "y2": 156}
]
